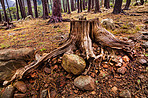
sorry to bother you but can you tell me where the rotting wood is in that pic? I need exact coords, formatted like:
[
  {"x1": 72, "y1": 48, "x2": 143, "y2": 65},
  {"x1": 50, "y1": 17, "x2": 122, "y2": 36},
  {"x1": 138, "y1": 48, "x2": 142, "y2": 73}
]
[{"x1": 3, "y1": 18, "x2": 134, "y2": 85}]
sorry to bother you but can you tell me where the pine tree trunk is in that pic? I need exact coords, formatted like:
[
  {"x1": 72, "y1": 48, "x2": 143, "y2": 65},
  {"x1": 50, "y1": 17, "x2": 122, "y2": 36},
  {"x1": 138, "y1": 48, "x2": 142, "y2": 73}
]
[
  {"x1": 104, "y1": 0, "x2": 110, "y2": 9},
  {"x1": 41, "y1": 0, "x2": 49, "y2": 19},
  {"x1": 33, "y1": 0, "x2": 38, "y2": 18},
  {"x1": 75, "y1": 0, "x2": 77, "y2": 9},
  {"x1": 15, "y1": 0, "x2": 20, "y2": 20},
  {"x1": 47, "y1": 0, "x2": 50, "y2": 13},
  {"x1": 77, "y1": 0, "x2": 80, "y2": 13},
  {"x1": 1, "y1": 0, "x2": 9, "y2": 23},
  {"x1": 67, "y1": 0, "x2": 71, "y2": 14},
  {"x1": 140, "y1": 0, "x2": 144, "y2": 5},
  {"x1": 50, "y1": 0, "x2": 52, "y2": 8},
  {"x1": 71, "y1": 0, "x2": 75, "y2": 11},
  {"x1": 80, "y1": 0, "x2": 82, "y2": 12},
  {"x1": 123, "y1": 0, "x2": 131, "y2": 10},
  {"x1": 6, "y1": 0, "x2": 12, "y2": 21},
  {"x1": 0, "y1": 10, "x2": 2, "y2": 22},
  {"x1": 95, "y1": 0, "x2": 101, "y2": 13},
  {"x1": 92, "y1": 0, "x2": 94, "y2": 9},
  {"x1": 88, "y1": 0, "x2": 91, "y2": 12},
  {"x1": 112, "y1": 0, "x2": 123, "y2": 14},
  {"x1": 18, "y1": 0, "x2": 26, "y2": 19},
  {"x1": 62, "y1": 0, "x2": 66, "y2": 12},
  {"x1": 83, "y1": 0, "x2": 85, "y2": 10},
  {"x1": 27, "y1": 0, "x2": 33, "y2": 17}
]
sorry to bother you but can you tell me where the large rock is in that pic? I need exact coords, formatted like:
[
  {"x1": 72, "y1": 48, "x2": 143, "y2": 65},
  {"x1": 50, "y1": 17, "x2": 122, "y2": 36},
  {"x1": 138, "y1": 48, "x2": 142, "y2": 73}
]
[
  {"x1": 62, "y1": 54, "x2": 86, "y2": 75},
  {"x1": 101, "y1": 18, "x2": 115, "y2": 30},
  {"x1": 2, "y1": 85, "x2": 15, "y2": 98},
  {"x1": 0, "y1": 48, "x2": 34, "y2": 61},
  {"x1": 74, "y1": 75, "x2": 96, "y2": 90},
  {"x1": 0, "y1": 48, "x2": 35, "y2": 83}
]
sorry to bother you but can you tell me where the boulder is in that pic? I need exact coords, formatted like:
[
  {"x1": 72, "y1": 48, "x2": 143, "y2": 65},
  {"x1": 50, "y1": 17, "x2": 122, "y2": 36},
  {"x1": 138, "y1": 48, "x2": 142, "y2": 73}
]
[
  {"x1": 101, "y1": 18, "x2": 115, "y2": 30},
  {"x1": 2, "y1": 85, "x2": 15, "y2": 98},
  {"x1": 0, "y1": 60, "x2": 26, "y2": 83},
  {"x1": 0, "y1": 48, "x2": 34, "y2": 61},
  {"x1": 119, "y1": 90, "x2": 131, "y2": 98},
  {"x1": 62, "y1": 54, "x2": 86, "y2": 75},
  {"x1": 74, "y1": 75, "x2": 96, "y2": 90}
]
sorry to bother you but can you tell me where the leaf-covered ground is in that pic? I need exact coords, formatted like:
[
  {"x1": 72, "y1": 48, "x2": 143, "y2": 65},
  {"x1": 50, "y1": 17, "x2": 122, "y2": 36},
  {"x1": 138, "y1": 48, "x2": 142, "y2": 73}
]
[{"x1": 0, "y1": 3, "x2": 148, "y2": 98}]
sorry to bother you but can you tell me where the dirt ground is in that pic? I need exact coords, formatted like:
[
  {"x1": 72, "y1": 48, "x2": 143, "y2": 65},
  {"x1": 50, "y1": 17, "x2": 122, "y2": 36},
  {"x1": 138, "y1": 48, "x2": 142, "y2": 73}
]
[{"x1": 0, "y1": 3, "x2": 148, "y2": 98}]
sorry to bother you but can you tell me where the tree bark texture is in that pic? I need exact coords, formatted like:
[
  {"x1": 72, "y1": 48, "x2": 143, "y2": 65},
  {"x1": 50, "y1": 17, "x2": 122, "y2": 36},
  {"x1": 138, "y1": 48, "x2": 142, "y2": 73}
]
[
  {"x1": 88, "y1": 0, "x2": 91, "y2": 12},
  {"x1": 95, "y1": 0, "x2": 101, "y2": 13},
  {"x1": 0, "y1": 10, "x2": 2, "y2": 22},
  {"x1": 104, "y1": 0, "x2": 110, "y2": 9},
  {"x1": 33, "y1": 0, "x2": 38, "y2": 18},
  {"x1": 67, "y1": 0, "x2": 71, "y2": 14},
  {"x1": 18, "y1": 0, "x2": 26, "y2": 19},
  {"x1": 6, "y1": 0, "x2": 12, "y2": 21},
  {"x1": 71, "y1": 0, "x2": 75, "y2": 11},
  {"x1": 80, "y1": 0, "x2": 82, "y2": 12},
  {"x1": 41, "y1": 0, "x2": 49, "y2": 19},
  {"x1": 62, "y1": 0, "x2": 67, "y2": 12},
  {"x1": 112, "y1": 0, "x2": 123, "y2": 14},
  {"x1": 123, "y1": 0, "x2": 131, "y2": 10},
  {"x1": 27, "y1": 0, "x2": 33, "y2": 17},
  {"x1": 15, "y1": 0, "x2": 20, "y2": 20},
  {"x1": 77, "y1": 0, "x2": 80, "y2": 13},
  {"x1": 83, "y1": 0, "x2": 85, "y2": 10},
  {"x1": 92, "y1": 0, "x2": 94, "y2": 9}
]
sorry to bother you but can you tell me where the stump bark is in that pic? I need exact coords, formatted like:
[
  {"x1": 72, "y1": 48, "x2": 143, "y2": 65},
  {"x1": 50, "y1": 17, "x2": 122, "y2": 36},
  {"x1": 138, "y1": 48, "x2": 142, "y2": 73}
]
[{"x1": 3, "y1": 18, "x2": 134, "y2": 85}]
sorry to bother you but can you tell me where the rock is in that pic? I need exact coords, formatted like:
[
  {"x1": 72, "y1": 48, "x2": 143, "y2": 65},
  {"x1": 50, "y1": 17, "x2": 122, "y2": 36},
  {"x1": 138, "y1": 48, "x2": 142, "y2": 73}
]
[
  {"x1": 62, "y1": 54, "x2": 86, "y2": 75},
  {"x1": 142, "y1": 42, "x2": 148, "y2": 48},
  {"x1": 138, "y1": 59, "x2": 147, "y2": 65},
  {"x1": 101, "y1": 18, "x2": 115, "y2": 30},
  {"x1": 117, "y1": 67, "x2": 127, "y2": 74},
  {"x1": 122, "y1": 56, "x2": 130, "y2": 62},
  {"x1": 40, "y1": 89, "x2": 48, "y2": 98},
  {"x1": 119, "y1": 90, "x2": 131, "y2": 98},
  {"x1": 111, "y1": 86, "x2": 118, "y2": 93},
  {"x1": 0, "y1": 60, "x2": 26, "y2": 83},
  {"x1": 14, "y1": 94, "x2": 26, "y2": 98},
  {"x1": 14, "y1": 81, "x2": 27, "y2": 93},
  {"x1": 74, "y1": 75, "x2": 95, "y2": 90},
  {"x1": 2, "y1": 85, "x2": 15, "y2": 98},
  {"x1": 0, "y1": 48, "x2": 34, "y2": 61},
  {"x1": 25, "y1": 15, "x2": 33, "y2": 20}
]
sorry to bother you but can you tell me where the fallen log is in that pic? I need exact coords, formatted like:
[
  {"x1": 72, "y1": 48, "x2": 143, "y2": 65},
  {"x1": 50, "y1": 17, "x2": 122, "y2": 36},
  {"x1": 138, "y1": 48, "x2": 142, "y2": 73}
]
[{"x1": 3, "y1": 18, "x2": 134, "y2": 85}]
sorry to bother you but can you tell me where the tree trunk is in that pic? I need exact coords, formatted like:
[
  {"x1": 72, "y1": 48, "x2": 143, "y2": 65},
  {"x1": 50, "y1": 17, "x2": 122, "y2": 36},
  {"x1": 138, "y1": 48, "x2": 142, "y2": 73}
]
[
  {"x1": 123, "y1": 0, "x2": 131, "y2": 10},
  {"x1": 71, "y1": 0, "x2": 75, "y2": 11},
  {"x1": 50, "y1": 0, "x2": 52, "y2": 8},
  {"x1": 6, "y1": 0, "x2": 12, "y2": 21},
  {"x1": 41, "y1": 0, "x2": 49, "y2": 19},
  {"x1": 104, "y1": 0, "x2": 110, "y2": 9},
  {"x1": 67, "y1": 0, "x2": 71, "y2": 14},
  {"x1": 48, "y1": 0, "x2": 62, "y2": 23},
  {"x1": 83, "y1": 0, "x2": 85, "y2": 10},
  {"x1": 112, "y1": 0, "x2": 123, "y2": 14},
  {"x1": 80, "y1": 0, "x2": 82, "y2": 12},
  {"x1": 75, "y1": 0, "x2": 77, "y2": 9},
  {"x1": 18, "y1": 0, "x2": 26, "y2": 19},
  {"x1": 95, "y1": 0, "x2": 101, "y2": 13},
  {"x1": 88, "y1": 0, "x2": 91, "y2": 12},
  {"x1": 140, "y1": 0, "x2": 144, "y2": 5},
  {"x1": 33, "y1": 0, "x2": 38, "y2": 18},
  {"x1": 62, "y1": 0, "x2": 66, "y2": 12},
  {"x1": 15, "y1": 0, "x2": 20, "y2": 20},
  {"x1": 92, "y1": 0, "x2": 94, "y2": 9},
  {"x1": 47, "y1": 0, "x2": 50, "y2": 13},
  {"x1": 27, "y1": 0, "x2": 33, "y2": 17},
  {"x1": 77, "y1": 0, "x2": 80, "y2": 13},
  {"x1": 4, "y1": 18, "x2": 134, "y2": 86},
  {"x1": 0, "y1": 10, "x2": 2, "y2": 22}
]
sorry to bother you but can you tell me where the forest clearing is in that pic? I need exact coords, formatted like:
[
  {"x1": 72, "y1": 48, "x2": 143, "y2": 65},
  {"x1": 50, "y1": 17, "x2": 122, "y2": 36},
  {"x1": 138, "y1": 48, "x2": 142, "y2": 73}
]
[{"x1": 0, "y1": 0, "x2": 148, "y2": 98}]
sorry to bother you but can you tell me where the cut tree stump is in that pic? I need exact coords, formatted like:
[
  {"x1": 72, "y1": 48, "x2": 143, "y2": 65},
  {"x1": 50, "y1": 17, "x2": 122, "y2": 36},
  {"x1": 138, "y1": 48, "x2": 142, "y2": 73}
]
[{"x1": 3, "y1": 18, "x2": 134, "y2": 85}]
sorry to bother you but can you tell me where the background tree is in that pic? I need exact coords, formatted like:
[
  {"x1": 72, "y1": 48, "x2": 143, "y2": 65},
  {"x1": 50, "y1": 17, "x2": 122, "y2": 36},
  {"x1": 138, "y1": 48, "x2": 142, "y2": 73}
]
[
  {"x1": 88, "y1": 0, "x2": 92, "y2": 12},
  {"x1": 83, "y1": 0, "x2": 85, "y2": 10},
  {"x1": 71, "y1": 0, "x2": 75, "y2": 11},
  {"x1": 77, "y1": 0, "x2": 80, "y2": 13},
  {"x1": 140, "y1": 0, "x2": 144, "y2": 5},
  {"x1": 80, "y1": 0, "x2": 82, "y2": 12},
  {"x1": 0, "y1": 10, "x2": 2, "y2": 22},
  {"x1": 18, "y1": 0, "x2": 26, "y2": 19},
  {"x1": 95, "y1": 0, "x2": 101, "y2": 13},
  {"x1": 41, "y1": 0, "x2": 49, "y2": 19},
  {"x1": 62, "y1": 0, "x2": 66, "y2": 12},
  {"x1": 27, "y1": 0, "x2": 33, "y2": 17},
  {"x1": 104, "y1": 0, "x2": 110, "y2": 9},
  {"x1": 47, "y1": 0, "x2": 50, "y2": 13},
  {"x1": 15, "y1": 0, "x2": 20, "y2": 20},
  {"x1": 67, "y1": 0, "x2": 71, "y2": 14},
  {"x1": 6, "y1": 0, "x2": 12, "y2": 21},
  {"x1": 48, "y1": 0, "x2": 62, "y2": 23},
  {"x1": 33, "y1": 0, "x2": 38, "y2": 18},
  {"x1": 92, "y1": 0, "x2": 94, "y2": 9},
  {"x1": 123, "y1": 0, "x2": 131, "y2": 10},
  {"x1": 112, "y1": 0, "x2": 123, "y2": 14}
]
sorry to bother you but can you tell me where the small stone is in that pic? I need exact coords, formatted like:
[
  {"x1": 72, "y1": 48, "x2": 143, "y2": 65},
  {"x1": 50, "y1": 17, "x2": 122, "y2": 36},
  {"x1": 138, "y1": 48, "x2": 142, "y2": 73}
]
[
  {"x1": 44, "y1": 67, "x2": 51, "y2": 74},
  {"x1": 14, "y1": 81, "x2": 27, "y2": 93},
  {"x1": 40, "y1": 89, "x2": 48, "y2": 98},
  {"x1": 111, "y1": 86, "x2": 118, "y2": 94},
  {"x1": 142, "y1": 42, "x2": 148, "y2": 48},
  {"x1": 62, "y1": 54, "x2": 86, "y2": 75},
  {"x1": 2, "y1": 85, "x2": 15, "y2": 98},
  {"x1": 117, "y1": 67, "x2": 127, "y2": 74},
  {"x1": 74, "y1": 75, "x2": 96, "y2": 90},
  {"x1": 44, "y1": 84, "x2": 48, "y2": 88},
  {"x1": 91, "y1": 91, "x2": 96, "y2": 95},
  {"x1": 122, "y1": 56, "x2": 130, "y2": 62},
  {"x1": 14, "y1": 94, "x2": 26, "y2": 98},
  {"x1": 138, "y1": 59, "x2": 147, "y2": 65},
  {"x1": 119, "y1": 90, "x2": 131, "y2": 98},
  {"x1": 103, "y1": 64, "x2": 109, "y2": 69}
]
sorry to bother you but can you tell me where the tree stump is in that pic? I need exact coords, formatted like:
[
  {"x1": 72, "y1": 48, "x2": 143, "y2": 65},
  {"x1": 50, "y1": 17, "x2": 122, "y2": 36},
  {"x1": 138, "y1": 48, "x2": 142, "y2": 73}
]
[{"x1": 3, "y1": 18, "x2": 134, "y2": 85}]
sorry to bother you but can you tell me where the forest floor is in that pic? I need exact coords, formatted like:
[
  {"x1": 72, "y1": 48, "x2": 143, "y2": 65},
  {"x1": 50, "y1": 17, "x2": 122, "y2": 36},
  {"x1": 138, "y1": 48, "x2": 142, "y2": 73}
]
[{"x1": 0, "y1": 3, "x2": 148, "y2": 98}]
